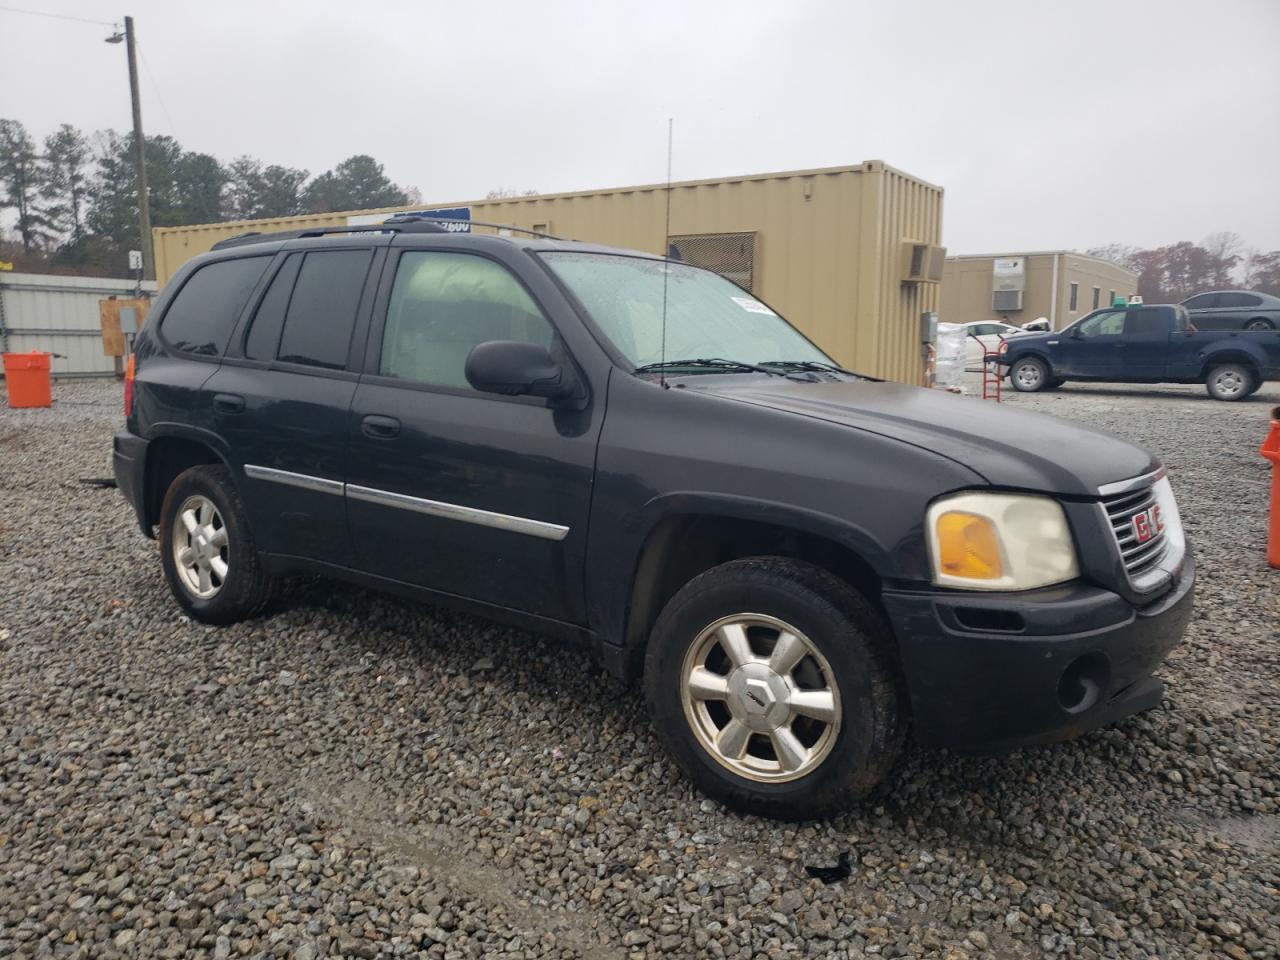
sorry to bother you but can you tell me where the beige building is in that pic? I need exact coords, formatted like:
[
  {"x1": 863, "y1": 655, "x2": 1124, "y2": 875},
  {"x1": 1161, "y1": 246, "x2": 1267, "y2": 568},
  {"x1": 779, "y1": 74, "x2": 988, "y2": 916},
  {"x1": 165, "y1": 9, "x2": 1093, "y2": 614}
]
[
  {"x1": 941, "y1": 252, "x2": 1137, "y2": 331},
  {"x1": 153, "y1": 161, "x2": 945, "y2": 384}
]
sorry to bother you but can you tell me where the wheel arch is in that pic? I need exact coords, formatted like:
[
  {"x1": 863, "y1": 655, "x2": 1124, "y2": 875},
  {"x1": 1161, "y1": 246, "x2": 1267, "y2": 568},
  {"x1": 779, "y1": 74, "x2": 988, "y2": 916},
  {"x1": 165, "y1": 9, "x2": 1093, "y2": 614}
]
[
  {"x1": 143, "y1": 428, "x2": 234, "y2": 532},
  {"x1": 1200, "y1": 351, "x2": 1261, "y2": 381},
  {"x1": 613, "y1": 498, "x2": 894, "y2": 681}
]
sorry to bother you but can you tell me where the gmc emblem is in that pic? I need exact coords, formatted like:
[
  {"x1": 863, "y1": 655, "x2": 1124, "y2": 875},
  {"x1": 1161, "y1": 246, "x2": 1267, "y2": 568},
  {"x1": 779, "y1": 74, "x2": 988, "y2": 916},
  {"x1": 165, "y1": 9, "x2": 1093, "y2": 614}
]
[{"x1": 1132, "y1": 504, "x2": 1164, "y2": 545}]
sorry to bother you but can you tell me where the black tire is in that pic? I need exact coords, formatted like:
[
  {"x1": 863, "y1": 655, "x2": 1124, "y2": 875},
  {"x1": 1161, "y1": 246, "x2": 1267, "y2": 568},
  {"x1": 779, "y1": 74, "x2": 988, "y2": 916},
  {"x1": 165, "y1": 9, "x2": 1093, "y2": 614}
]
[
  {"x1": 643, "y1": 557, "x2": 905, "y2": 820},
  {"x1": 1244, "y1": 318, "x2": 1274, "y2": 332},
  {"x1": 158, "y1": 464, "x2": 277, "y2": 624},
  {"x1": 1204, "y1": 363, "x2": 1256, "y2": 402},
  {"x1": 1010, "y1": 356, "x2": 1050, "y2": 392}
]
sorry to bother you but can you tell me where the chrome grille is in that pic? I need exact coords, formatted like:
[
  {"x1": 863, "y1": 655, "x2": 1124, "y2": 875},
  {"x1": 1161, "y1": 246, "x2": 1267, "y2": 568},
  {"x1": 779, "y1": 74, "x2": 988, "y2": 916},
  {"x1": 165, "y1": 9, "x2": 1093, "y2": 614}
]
[{"x1": 1101, "y1": 484, "x2": 1167, "y2": 577}]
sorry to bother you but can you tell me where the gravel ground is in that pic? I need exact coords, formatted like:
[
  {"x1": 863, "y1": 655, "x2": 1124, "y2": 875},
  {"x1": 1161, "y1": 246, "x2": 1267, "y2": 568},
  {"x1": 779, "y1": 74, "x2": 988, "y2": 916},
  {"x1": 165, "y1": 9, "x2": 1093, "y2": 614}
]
[{"x1": 1, "y1": 377, "x2": 1277, "y2": 960}]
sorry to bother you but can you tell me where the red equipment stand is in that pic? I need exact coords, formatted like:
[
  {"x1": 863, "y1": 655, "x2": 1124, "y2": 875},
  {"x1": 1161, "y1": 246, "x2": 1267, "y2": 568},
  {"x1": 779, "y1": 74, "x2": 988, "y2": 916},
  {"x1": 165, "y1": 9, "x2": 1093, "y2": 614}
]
[{"x1": 981, "y1": 339, "x2": 1009, "y2": 401}]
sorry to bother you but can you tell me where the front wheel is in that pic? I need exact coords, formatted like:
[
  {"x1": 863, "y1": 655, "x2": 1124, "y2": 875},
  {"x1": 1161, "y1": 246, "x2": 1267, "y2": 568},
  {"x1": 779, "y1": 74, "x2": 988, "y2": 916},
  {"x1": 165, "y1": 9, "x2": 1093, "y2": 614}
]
[
  {"x1": 1010, "y1": 356, "x2": 1050, "y2": 392},
  {"x1": 644, "y1": 558, "x2": 904, "y2": 820},
  {"x1": 1204, "y1": 363, "x2": 1256, "y2": 401},
  {"x1": 158, "y1": 464, "x2": 277, "y2": 624}
]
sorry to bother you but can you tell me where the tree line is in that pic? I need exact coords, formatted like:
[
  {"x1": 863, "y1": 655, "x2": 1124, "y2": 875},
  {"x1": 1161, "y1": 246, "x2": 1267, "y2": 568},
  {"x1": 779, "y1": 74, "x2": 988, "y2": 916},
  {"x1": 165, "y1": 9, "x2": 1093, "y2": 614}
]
[
  {"x1": 0, "y1": 118, "x2": 414, "y2": 276},
  {"x1": 1087, "y1": 232, "x2": 1280, "y2": 301}
]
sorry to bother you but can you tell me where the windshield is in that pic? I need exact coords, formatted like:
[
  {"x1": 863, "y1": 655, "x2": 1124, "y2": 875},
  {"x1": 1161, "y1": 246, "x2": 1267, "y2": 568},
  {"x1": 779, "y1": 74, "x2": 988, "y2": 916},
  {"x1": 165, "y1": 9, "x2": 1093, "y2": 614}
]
[{"x1": 540, "y1": 252, "x2": 832, "y2": 370}]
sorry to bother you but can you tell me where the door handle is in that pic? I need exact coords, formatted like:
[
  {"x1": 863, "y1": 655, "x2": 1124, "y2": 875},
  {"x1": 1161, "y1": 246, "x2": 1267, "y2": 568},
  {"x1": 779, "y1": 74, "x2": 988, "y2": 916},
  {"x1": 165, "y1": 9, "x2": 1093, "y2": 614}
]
[
  {"x1": 213, "y1": 393, "x2": 245, "y2": 415},
  {"x1": 361, "y1": 414, "x2": 401, "y2": 439}
]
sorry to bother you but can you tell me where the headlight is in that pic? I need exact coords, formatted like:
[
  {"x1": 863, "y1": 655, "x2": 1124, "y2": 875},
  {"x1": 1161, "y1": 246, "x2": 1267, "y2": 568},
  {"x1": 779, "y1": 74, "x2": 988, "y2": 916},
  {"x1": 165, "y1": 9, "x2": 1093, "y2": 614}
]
[{"x1": 926, "y1": 492, "x2": 1079, "y2": 591}]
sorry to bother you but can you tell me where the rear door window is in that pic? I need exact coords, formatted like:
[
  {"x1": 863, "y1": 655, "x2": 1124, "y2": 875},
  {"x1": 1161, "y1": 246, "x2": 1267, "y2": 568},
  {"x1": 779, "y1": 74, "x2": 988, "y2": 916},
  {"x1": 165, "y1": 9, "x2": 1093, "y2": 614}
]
[
  {"x1": 244, "y1": 254, "x2": 302, "y2": 361},
  {"x1": 1219, "y1": 293, "x2": 1260, "y2": 308},
  {"x1": 1124, "y1": 309, "x2": 1167, "y2": 337},
  {"x1": 276, "y1": 250, "x2": 373, "y2": 369},
  {"x1": 161, "y1": 256, "x2": 272, "y2": 356}
]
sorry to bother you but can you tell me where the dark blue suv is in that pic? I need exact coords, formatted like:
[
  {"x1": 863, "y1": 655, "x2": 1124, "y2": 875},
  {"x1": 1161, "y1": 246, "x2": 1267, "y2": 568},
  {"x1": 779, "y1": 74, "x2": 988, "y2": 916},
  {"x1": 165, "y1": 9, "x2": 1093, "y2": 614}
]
[{"x1": 113, "y1": 219, "x2": 1195, "y2": 818}]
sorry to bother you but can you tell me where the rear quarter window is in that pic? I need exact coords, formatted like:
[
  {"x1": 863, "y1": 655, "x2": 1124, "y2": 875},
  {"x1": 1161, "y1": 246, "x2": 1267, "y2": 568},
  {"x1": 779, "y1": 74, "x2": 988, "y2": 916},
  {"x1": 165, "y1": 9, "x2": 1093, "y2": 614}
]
[{"x1": 160, "y1": 256, "x2": 272, "y2": 356}]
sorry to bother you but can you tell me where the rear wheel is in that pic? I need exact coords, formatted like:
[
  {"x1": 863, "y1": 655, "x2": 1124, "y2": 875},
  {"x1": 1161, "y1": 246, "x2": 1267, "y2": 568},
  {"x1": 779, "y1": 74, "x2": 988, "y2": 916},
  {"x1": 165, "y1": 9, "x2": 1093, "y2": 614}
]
[
  {"x1": 644, "y1": 557, "x2": 904, "y2": 820},
  {"x1": 159, "y1": 465, "x2": 277, "y2": 623},
  {"x1": 1244, "y1": 318, "x2": 1274, "y2": 331},
  {"x1": 1204, "y1": 363, "x2": 1256, "y2": 401},
  {"x1": 1010, "y1": 357, "x2": 1050, "y2": 392}
]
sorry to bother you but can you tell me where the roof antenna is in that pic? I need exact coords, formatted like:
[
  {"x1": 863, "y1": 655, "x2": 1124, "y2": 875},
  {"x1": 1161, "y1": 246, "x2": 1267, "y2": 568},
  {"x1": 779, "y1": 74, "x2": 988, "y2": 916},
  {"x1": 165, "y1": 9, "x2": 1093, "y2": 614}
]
[{"x1": 659, "y1": 117, "x2": 673, "y2": 389}]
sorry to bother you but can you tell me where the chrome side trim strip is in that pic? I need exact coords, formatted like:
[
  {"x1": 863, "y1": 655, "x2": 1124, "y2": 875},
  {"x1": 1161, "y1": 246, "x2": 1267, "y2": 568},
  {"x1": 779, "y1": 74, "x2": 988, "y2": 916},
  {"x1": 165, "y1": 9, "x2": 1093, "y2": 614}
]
[
  {"x1": 244, "y1": 464, "x2": 344, "y2": 496},
  {"x1": 346, "y1": 483, "x2": 570, "y2": 542},
  {"x1": 1097, "y1": 467, "x2": 1165, "y2": 498}
]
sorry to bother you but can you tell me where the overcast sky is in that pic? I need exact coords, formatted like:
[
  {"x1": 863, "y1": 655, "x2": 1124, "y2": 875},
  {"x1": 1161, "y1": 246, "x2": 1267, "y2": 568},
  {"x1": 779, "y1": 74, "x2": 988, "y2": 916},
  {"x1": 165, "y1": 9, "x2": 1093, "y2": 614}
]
[{"x1": 3, "y1": 0, "x2": 1278, "y2": 254}]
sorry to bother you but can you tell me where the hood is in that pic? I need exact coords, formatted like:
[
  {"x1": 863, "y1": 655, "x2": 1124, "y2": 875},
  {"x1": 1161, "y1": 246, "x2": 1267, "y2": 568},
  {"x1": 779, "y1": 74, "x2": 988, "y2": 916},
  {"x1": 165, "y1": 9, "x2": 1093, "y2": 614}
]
[{"x1": 697, "y1": 378, "x2": 1157, "y2": 497}]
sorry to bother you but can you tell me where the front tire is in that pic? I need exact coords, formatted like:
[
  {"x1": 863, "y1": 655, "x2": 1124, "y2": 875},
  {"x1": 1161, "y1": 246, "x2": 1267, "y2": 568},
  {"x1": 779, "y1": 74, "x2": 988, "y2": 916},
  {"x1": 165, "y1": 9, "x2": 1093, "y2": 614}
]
[
  {"x1": 1010, "y1": 356, "x2": 1050, "y2": 392},
  {"x1": 644, "y1": 558, "x2": 904, "y2": 820},
  {"x1": 1204, "y1": 363, "x2": 1256, "y2": 401},
  {"x1": 158, "y1": 464, "x2": 277, "y2": 624}
]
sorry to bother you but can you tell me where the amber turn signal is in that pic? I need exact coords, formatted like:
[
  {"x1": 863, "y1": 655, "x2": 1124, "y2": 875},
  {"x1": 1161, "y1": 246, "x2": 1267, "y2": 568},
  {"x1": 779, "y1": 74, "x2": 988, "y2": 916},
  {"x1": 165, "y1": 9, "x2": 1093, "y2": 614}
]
[{"x1": 935, "y1": 511, "x2": 1004, "y2": 580}]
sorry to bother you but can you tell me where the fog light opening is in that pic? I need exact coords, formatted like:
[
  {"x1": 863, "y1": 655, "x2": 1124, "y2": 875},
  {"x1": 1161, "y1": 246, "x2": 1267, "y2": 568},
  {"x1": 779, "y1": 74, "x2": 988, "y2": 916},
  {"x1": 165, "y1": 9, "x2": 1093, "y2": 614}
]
[{"x1": 1057, "y1": 652, "x2": 1110, "y2": 714}]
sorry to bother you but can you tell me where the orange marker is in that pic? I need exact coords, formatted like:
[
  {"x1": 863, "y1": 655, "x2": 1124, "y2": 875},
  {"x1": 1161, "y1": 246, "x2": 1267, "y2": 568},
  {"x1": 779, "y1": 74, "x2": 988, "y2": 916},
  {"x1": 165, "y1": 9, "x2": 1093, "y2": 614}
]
[{"x1": 1263, "y1": 406, "x2": 1280, "y2": 569}]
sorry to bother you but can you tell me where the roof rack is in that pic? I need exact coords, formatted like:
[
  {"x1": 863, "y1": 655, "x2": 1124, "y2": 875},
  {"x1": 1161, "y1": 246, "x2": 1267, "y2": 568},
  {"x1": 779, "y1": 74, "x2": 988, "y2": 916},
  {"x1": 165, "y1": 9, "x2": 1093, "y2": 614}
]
[
  {"x1": 211, "y1": 219, "x2": 448, "y2": 250},
  {"x1": 209, "y1": 216, "x2": 564, "y2": 251},
  {"x1": 382, "y1": 215, "x2": 563, "y2": 240}
]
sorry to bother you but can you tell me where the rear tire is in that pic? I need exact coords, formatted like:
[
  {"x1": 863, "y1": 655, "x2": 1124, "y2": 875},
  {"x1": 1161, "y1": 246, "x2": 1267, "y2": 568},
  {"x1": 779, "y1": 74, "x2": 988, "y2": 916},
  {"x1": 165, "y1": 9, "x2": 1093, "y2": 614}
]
[
  {"x1": 1204, "y1": 363, "x2": 1256, "y2": 402},
  {"x1": 1244, "y1": 318, "x2": 1274, "y2": 331},
  {"x1": 1010, "y1": 357, "x2": 1050, "y2": 392},
  {"x1": 159, "y1": 464, "x2": 277, "y2": 624},
  {"x1": 643, "y1": 557, "x2": 905, "y2": 820}
]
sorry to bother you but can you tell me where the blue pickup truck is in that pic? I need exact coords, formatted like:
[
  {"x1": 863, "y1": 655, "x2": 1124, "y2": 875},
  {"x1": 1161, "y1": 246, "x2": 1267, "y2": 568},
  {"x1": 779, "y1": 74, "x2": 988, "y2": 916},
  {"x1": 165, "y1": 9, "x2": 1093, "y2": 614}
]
[{"x1": 1000, "y1": 302, "x2": 1280, "y2": 400}]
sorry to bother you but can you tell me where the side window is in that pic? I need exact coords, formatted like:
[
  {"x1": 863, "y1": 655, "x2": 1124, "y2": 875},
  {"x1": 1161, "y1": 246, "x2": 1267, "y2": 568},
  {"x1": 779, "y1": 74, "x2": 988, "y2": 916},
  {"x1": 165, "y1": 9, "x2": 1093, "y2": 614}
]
[
  {"x1": 1077, "y1": 310, "x2": 1125, "y2": 338},
  {"x1": 1184, "y1": 293, "x2": 1217, "y2": 309},
  {"x1": 1218, "y1": 293, "x2": 1259, "y2": 308},
  {"x1": 244, "y1": 254, "x2": 302, "y2": 361},
  {"x1": 276, "y1": 250, "x2": 373, "y2": 369},
  {"x1": 1092, "y1": 286, "x2": 1101, "y2": 309},
  {"x1": 1124, "y1": 309, "x2": 1166, "y2": 336},
  {"x1": 161, "y1": 256, "x2": 271, "y2": 356},
  {"x1": 1069, "y1": 282, "x2": 1079, "y2": 311},
  {"x1": 379, "y1": 252, "x2": 555, "y2": 389}
]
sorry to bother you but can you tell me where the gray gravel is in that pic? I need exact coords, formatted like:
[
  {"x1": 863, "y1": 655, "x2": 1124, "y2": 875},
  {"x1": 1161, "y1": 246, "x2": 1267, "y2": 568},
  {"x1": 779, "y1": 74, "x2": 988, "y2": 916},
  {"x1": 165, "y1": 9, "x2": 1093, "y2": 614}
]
[{"x1": 1, "y1": 377, "x2": 1277, "y2": 960}]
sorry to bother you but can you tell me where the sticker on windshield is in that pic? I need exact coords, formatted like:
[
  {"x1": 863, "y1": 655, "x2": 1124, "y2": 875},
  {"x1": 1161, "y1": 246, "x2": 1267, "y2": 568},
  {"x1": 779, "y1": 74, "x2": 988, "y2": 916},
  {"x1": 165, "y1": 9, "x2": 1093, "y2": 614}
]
[{"x1": 732, "y1": 296, "x2": 775, "y2": 315}]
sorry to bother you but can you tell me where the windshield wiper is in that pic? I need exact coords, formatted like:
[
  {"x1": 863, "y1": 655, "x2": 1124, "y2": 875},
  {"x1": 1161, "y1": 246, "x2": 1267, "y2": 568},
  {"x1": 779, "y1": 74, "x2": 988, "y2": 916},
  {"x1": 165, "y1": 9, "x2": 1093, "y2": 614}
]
[
  {"x1": 761, "y1": 359, "x2": 866, "y2": 378},
  {"x1": 634, "y1": 357, "x2": 787, "y2": 377}
]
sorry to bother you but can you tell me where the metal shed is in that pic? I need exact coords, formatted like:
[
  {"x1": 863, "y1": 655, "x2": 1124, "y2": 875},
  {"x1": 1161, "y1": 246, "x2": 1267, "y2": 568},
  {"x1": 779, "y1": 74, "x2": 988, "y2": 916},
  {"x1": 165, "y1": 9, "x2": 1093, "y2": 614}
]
[
  {"x1": 0, "y1": 273, "x2": 157, "y2": 379},
  {"x1": 153, "y1": 161, "x2": 945, "y2": 384}
]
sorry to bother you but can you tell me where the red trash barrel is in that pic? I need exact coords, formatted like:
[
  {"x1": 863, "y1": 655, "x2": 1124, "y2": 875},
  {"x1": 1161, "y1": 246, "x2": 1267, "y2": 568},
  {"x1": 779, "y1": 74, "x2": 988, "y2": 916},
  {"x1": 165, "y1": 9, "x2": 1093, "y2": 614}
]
[{"x1": 2, "y1": 351, "x2": 53, "y2": 408}]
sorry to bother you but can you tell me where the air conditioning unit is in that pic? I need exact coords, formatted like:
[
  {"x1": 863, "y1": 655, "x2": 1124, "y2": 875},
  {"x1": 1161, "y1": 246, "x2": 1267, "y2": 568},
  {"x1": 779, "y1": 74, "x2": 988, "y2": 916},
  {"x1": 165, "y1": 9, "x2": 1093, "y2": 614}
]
[
  {"x1": 992, "y1": 289, "x2": 1024, "y2": 312},
  {"x1": 902, "y1": 242, "x2": 946, "y2": 283}
]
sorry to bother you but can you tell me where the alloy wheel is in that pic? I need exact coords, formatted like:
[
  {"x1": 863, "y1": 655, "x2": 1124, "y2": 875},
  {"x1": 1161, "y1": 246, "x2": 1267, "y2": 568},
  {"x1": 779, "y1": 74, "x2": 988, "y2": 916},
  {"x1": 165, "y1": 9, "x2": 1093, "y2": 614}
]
[
  {"x1": 171, "y1": 494, "x2": 229, "y2": 599},
  {"x1": 680, "y1": 613, "x2": 841, "y2": 783}
]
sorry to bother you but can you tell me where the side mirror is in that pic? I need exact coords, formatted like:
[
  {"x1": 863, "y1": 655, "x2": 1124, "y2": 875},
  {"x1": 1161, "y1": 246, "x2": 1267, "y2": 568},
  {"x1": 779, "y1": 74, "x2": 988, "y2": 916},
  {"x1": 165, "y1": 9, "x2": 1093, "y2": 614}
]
[{"x1": 465, "y1": 340, "x2": 582, "y2": 406}]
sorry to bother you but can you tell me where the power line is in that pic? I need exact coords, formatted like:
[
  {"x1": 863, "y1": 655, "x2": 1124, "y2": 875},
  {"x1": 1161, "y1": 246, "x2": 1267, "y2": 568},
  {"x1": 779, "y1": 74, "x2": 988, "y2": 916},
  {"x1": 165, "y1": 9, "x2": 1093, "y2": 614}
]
[
  {"x1": 138, "y1": 45, "x2": 178, "y2": 139},
  {"x1": 0, "y1": 4, "x2": 116, "y2": 27}
]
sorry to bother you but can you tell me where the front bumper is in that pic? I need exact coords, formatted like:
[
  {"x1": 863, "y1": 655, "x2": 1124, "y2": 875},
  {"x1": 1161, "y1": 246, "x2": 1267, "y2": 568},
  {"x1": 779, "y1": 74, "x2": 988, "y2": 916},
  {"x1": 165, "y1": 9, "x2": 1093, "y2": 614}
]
[
  {"x1": 112, "y1": 429, "x2": 152, "y2": 537},
  {"x1": 882, "y1": 553, "x2": 1195, "y2": 753}
]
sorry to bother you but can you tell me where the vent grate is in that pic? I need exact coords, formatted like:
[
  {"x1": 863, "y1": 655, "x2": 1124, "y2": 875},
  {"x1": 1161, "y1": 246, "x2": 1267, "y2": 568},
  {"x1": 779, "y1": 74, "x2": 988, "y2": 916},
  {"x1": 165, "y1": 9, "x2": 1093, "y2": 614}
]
[{"x1": 668, "y1": 232, "x2": 755, "y2": 292}]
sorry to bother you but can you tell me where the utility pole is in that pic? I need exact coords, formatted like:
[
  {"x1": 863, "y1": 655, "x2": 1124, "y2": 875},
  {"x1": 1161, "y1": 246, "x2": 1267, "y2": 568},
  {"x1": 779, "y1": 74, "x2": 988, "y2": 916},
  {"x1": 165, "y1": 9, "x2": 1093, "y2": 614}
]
[{"x1": 123, "y1": 16, "x2": 153, "y2": 281}]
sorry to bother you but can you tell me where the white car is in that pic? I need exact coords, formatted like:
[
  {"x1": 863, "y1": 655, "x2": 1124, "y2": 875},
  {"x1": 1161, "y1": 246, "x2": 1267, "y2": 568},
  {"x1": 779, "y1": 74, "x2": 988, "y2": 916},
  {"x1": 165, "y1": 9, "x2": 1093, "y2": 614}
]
[{"x1": 956, "y1": 321, "x2": 1030, "y2": 369}]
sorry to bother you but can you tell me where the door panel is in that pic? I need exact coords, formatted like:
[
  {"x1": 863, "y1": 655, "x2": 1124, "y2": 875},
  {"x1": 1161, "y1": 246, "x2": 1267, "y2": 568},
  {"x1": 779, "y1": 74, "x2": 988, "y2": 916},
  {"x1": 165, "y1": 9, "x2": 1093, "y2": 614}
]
[
  {"x1": 345, "y1": 384, "x2": 595, "y2": 622},
  {"x1": 1119, "y1": 308, "x2": 1170, "y2": 379},
  {"x1": 207, "y1": 246, "x2": 379, "y2": 565},
  {"x1": 207, "y1": 365, "x2": 356, "y2": 564},
  {"x1": 344, "y1": 248, "x2": 600, "y2": 624},
  {"x1": 1058, "y1": 310, "x2": 1125, "y2": 377}
]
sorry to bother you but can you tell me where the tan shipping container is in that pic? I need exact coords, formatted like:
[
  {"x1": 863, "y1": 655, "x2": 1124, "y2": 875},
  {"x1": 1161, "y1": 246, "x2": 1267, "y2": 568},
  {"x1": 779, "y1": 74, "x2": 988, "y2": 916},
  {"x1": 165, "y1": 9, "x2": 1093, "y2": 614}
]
[{"x1": 153, "y1": 161, "x2": 944, "y2": 383}]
